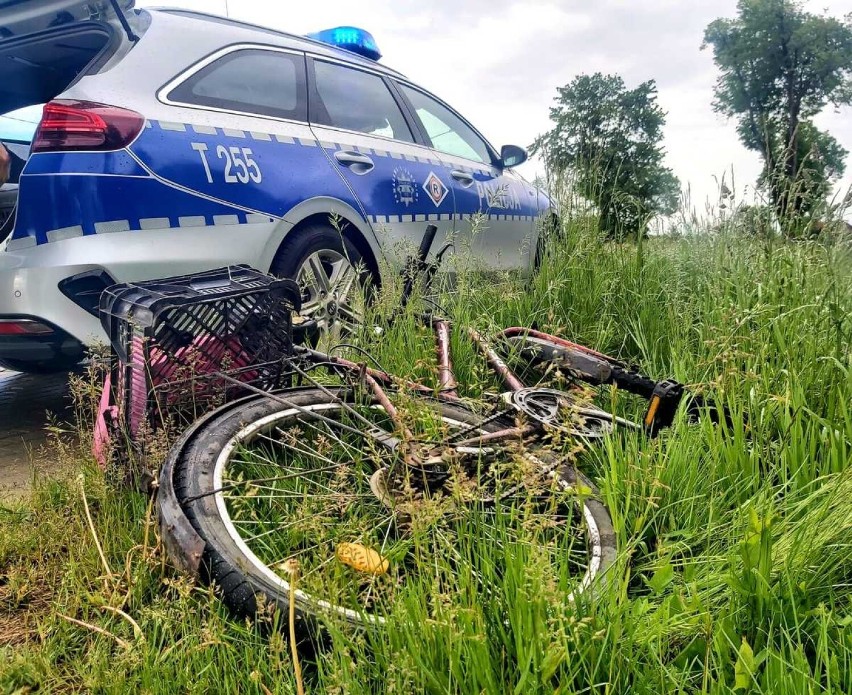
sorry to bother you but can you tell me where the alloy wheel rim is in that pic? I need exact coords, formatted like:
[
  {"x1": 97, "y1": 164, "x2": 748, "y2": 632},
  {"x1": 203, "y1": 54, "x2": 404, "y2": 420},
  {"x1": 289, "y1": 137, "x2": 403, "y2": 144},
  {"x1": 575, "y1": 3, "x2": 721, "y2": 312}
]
[{"x1": 295, "y1": 249, "x2": 362, "y2": 332}]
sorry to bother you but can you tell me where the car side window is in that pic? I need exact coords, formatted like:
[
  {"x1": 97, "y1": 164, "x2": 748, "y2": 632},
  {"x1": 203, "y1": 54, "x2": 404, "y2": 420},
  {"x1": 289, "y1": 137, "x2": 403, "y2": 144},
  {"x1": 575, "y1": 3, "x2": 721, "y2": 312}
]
[
  {"x1": 398, "y1": 84, "x2": 492, "y2": 164},
  {"x1": 312, "y1": 60, "x2": 413, "y2": 143},
  {"x1": 168, "y1": 49, "x2": 307, "y2": 121}
]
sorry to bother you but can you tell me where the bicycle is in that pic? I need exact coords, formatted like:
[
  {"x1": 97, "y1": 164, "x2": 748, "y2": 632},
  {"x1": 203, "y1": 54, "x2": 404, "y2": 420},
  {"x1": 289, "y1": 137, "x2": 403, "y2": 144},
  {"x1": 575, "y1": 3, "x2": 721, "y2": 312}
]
[{"x1": 157, "y1": 225, "x2": 721, "y2": 630}]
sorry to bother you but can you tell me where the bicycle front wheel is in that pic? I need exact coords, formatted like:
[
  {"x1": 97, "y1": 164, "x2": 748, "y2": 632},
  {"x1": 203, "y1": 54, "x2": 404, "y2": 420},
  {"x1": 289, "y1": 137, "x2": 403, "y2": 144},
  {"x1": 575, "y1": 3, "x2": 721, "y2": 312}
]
[{"x1": 171, "y1": 387, "x2": 616, "y2": 628}]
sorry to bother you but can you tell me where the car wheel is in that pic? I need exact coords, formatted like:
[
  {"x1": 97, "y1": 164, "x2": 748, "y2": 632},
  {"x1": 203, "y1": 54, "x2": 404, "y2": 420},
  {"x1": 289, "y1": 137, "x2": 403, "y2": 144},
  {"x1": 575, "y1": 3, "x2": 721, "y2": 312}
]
[
  {"x1": 533, "y1": 214, "x2": 560, "y2": 271},
  {"x1": 269, "y1": 223, "x2": 375, "y2": 337}
]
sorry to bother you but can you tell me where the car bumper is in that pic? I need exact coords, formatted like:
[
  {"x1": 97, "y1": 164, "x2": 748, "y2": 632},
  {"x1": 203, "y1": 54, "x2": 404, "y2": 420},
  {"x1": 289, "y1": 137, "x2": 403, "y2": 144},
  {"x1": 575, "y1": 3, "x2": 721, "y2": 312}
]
[
  {"x1": 0, "y1": 223, "x2": 282, "y2": 370},
  {"x1": 0, "y1": 245, "x2": 107, "y2": 355},
  {"x1": 0, "y1": 314, "x2": 86, "y2": 368}
]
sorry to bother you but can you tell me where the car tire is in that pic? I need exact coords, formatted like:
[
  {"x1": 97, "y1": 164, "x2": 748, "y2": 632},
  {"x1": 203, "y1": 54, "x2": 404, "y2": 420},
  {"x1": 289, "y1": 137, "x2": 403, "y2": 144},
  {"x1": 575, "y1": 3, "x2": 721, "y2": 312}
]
[
  {"x1": 269, "y1": 222, "x2": 375, "y2": 333},
  {"x1": 533, "y1": 213, "x2": 560, "y2": 273}
]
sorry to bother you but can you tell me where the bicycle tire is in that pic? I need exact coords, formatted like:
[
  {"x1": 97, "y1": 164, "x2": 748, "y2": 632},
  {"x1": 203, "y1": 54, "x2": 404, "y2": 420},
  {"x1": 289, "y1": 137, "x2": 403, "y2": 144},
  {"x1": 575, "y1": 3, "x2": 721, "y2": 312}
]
[{"x1": 172, "y1": 387, "x2": 617, "y2": 628}]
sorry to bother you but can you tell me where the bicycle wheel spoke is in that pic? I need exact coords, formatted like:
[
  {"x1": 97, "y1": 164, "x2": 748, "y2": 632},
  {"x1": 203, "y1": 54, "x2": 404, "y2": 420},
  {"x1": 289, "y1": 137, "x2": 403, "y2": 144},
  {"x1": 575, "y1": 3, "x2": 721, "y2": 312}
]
[
  {"x1": 284, "y1": 412, "x2": 396, "y2": 459},
  {"x1": 242, "y1": 517, "x2": 317, "y2": 544},
  {"x1": 228, "y1": 489, "x2": 375, "y2": 500},
  {"x1": 361, "y1": 511, "x2": 399, "y2": 611},
  {"x1": 254, "y1": 431, "x2": 342, "y2": 469}
]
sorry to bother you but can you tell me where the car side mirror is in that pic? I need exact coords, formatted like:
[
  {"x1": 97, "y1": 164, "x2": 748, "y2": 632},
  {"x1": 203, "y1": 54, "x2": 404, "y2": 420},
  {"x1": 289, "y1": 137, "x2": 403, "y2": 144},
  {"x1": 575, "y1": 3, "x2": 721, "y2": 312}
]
[{"x1": 500, "y1": 144, "x2": 527, "y2": 169}]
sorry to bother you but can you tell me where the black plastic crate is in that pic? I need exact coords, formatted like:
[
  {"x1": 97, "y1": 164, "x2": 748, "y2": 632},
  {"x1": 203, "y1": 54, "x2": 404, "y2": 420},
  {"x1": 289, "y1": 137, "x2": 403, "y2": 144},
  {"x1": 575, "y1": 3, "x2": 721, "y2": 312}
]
[{"x1": 98, "y1": 265, "x2": 301, "y2": 437}]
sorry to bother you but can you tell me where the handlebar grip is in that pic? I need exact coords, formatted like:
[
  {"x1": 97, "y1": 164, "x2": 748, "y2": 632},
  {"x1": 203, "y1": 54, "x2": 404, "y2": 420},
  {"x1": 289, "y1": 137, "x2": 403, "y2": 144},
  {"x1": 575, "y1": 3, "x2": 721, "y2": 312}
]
[{"x1": 417, "y1": 225, "x2": 438, "y2": 262}]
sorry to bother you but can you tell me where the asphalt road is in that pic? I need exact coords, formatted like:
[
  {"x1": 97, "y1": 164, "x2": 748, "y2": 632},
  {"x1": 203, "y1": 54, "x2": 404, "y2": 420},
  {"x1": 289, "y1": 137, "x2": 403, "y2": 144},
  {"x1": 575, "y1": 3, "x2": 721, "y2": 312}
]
[{"x1": 0, "y1": 367, "x2": 73, "y2": 499}]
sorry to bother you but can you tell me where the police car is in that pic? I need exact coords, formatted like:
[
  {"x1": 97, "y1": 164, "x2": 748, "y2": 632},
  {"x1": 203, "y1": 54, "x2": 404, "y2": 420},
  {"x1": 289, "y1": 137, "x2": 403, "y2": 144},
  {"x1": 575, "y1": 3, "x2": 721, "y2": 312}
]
[{"x1": 0, "y1": 1, "x2": 552, "y2": 373}]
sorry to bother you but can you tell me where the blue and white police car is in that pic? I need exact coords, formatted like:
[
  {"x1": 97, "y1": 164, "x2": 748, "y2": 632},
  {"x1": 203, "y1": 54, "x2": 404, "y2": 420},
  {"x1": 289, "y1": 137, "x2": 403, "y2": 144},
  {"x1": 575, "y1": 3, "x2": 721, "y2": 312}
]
[{"x1": 0, "y1": 1, "x2": 553, "y2": 373}]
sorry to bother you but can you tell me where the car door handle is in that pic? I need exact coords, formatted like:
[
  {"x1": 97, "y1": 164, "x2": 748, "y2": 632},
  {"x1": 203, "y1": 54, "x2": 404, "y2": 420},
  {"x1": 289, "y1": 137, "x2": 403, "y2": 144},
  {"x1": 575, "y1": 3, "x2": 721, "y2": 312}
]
[
  {"x1": 451, "y1": 170, "x2": 475, "y2": 187},
  {"x1": 334, "y1": 150, "x2": 374, "y2": 175}
]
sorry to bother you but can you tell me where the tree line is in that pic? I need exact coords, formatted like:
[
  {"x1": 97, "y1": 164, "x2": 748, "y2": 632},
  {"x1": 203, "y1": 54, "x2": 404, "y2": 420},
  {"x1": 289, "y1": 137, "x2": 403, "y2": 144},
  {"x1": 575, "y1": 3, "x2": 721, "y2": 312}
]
[{"x1": 533, "y1": 0, "x2": 852, "y2": 239}]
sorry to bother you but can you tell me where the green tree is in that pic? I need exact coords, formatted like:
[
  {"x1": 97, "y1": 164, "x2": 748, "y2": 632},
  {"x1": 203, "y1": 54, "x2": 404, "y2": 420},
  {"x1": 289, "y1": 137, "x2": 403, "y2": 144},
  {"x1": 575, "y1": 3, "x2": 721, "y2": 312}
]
[
  {"x1": 703, "y1": 0, "x2": 852, "y2": 233},
  {"x1": 532, "y1": 73, "x2": 679, "y2": 240}
]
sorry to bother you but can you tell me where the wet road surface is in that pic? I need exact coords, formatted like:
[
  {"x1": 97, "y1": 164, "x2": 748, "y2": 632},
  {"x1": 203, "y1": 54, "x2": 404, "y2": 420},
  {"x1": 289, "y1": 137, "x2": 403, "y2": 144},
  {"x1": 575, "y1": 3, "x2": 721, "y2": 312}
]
[{"x1": 0, "y1": 367, "x2": 73, "y2": 499}]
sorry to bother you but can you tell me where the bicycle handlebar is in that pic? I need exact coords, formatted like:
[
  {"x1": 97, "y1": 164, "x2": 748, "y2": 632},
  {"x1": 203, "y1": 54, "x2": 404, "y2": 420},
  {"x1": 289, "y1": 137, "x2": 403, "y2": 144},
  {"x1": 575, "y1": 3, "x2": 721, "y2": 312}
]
[{"x1": 501, "y1": 331, "x2": 736, "y2": 435}]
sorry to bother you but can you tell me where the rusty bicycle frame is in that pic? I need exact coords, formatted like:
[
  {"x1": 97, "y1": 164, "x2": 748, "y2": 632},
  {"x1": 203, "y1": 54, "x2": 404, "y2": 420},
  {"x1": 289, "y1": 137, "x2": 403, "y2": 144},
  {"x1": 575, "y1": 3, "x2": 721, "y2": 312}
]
[{"x1": 285, "y1": 225, "x2": 698, "y2": 473}]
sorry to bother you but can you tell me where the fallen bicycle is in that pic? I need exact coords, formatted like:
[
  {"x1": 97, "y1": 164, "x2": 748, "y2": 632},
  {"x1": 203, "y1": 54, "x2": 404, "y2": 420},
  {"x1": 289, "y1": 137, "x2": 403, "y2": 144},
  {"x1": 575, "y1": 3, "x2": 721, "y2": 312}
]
[{"x1": 93, "y1": 226, "x2": 728, "y2": 633}]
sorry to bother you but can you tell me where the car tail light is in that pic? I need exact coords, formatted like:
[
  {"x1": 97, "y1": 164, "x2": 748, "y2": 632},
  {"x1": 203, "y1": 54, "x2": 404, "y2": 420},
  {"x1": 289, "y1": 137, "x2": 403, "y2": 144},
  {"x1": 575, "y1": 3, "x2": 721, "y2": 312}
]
[
  {"x1": 32, "y1": 100, "x2": 145, "y2": 153},
  {"x1": 0, "y1": 319, "x2": 54, "y2": 335}
]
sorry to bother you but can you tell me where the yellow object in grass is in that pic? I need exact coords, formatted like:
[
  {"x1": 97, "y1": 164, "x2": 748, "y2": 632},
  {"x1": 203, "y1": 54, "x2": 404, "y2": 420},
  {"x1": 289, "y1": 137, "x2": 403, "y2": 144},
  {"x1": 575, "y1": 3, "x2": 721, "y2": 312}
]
[{"x1": 336, "y1": 543, "x2": 389, "y2": 575}]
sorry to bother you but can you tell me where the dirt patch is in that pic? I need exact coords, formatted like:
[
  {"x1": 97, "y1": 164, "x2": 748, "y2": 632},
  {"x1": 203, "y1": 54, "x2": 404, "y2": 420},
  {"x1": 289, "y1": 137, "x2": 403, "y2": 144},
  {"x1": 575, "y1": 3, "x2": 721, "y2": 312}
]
[
  {"x1": 0, "y1": 547, "x2": 58, "y2": 648},
  {"x1": 0, "y1": 368, "x2": 74, "y2": 501},
  {"x1": 0, "y1": 583, "x2": 52, "y2": 647}
]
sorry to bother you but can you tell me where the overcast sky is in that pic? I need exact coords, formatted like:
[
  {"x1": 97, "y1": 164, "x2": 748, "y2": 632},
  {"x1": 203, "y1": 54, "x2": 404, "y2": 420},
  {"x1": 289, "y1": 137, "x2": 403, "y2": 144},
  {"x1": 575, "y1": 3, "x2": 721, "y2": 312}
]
[{"x1": 10, "y1": 0, "x2": 852, "y2": 219}]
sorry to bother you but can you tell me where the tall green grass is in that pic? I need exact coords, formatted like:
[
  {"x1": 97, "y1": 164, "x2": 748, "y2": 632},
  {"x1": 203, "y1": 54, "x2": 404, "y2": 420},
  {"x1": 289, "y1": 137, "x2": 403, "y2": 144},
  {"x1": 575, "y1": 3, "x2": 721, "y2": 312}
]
[{"x1": 1, "y1": 220, "x2": 849, "y2": 694}]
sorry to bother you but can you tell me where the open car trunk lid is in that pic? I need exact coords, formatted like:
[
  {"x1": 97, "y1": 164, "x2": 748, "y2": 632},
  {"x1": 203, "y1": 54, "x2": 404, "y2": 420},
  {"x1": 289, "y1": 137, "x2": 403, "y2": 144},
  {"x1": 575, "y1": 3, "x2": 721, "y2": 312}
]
[
  {"x1": 0, "y1": 0, "x2": 136, "y2": 114},
  {"x1": 0, "y1": 1, "x2": 135, "y2": 39},
  {"x1": 0, "y1": 1, "x2": 138, "y2": 243}
]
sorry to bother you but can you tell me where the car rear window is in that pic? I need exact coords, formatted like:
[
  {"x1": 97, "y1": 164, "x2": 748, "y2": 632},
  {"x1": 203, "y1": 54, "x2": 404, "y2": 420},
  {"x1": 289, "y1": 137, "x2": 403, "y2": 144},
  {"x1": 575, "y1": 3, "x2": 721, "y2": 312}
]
[
  {"x1": 168, "y1": 48, "x2": 307, "y2": 121},
  {"x1": 311, "y1": 60, "x2": 413, "y2": 143}
]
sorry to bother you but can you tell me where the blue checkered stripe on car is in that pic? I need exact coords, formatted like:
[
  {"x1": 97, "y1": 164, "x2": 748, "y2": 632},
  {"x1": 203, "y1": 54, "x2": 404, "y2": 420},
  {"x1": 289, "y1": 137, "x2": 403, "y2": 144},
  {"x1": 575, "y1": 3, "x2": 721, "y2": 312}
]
[
  {"x1": 144, "y1": 121, "x2": 541, "y2": 225},
  {"x1": 8, "y1": 119, "x2": 541, "y2": 248}
]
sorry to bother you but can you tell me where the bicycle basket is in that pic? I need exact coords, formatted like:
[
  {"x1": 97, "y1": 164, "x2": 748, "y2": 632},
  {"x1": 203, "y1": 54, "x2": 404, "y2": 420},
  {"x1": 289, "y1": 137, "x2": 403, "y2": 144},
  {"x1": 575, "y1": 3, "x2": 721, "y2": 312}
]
[{"x1": 98, "y1": 265, "x2": 301, "y2": 437}]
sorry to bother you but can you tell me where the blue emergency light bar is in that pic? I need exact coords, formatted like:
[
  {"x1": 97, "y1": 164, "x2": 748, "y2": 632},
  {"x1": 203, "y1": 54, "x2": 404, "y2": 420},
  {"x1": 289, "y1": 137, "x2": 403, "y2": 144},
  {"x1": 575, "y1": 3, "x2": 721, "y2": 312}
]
[{"x1": 307, "y1": 26, "x2": 381, "y2": 61}]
